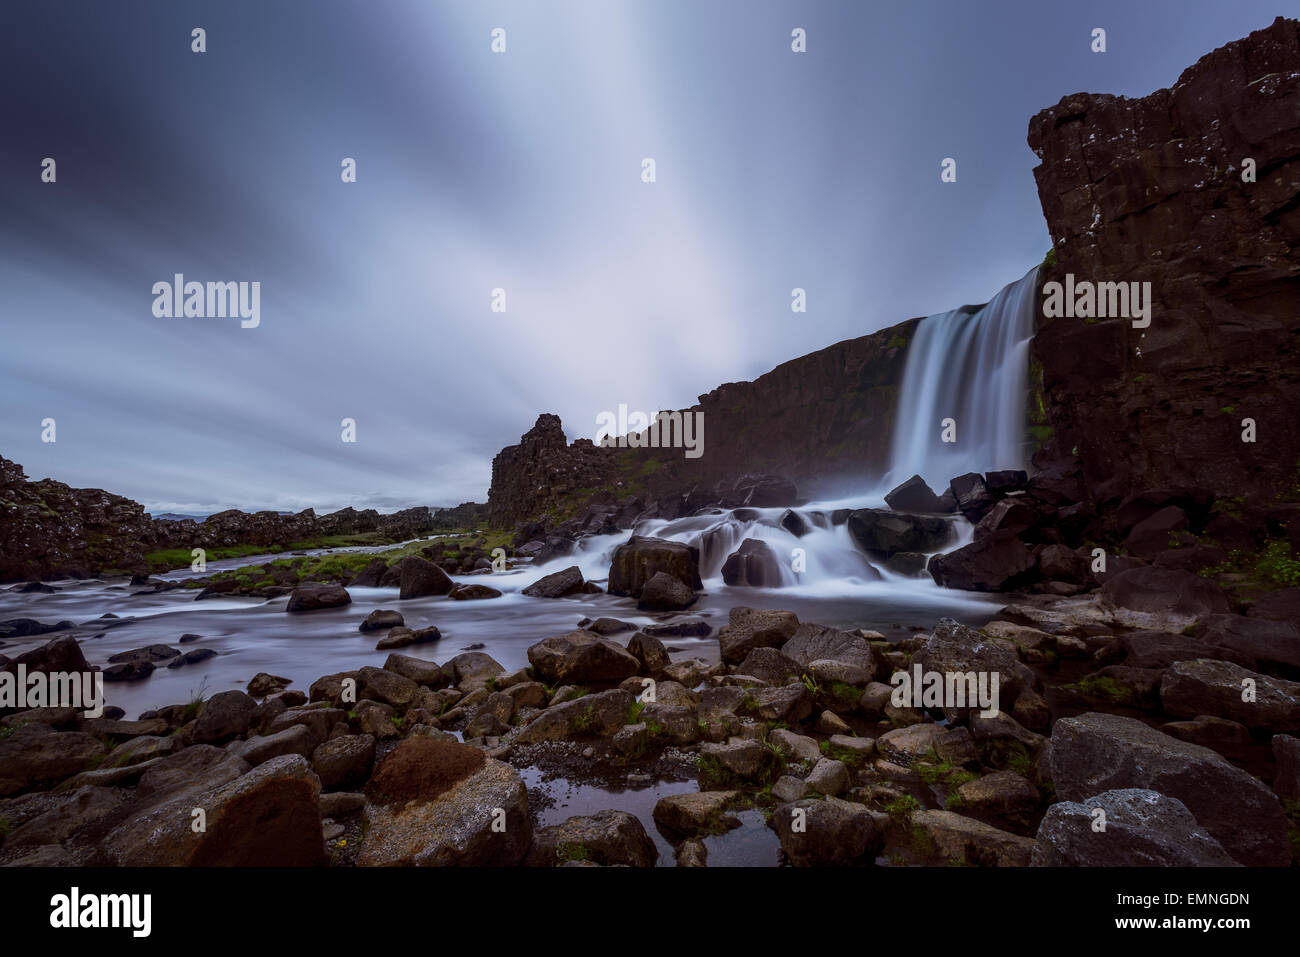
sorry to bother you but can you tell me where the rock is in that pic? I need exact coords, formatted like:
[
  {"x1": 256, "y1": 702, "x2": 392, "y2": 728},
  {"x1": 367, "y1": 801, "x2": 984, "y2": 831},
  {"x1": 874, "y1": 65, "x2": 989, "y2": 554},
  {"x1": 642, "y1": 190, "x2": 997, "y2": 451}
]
[
  {"x1": 877, "y1": 723, "x2": 942, "y2": 763},
  {"x1": 1, "y1": 635, "x2": 90, "y2": 679},
  {"x1": 510, "y1": 689, "x2": 635, "y2": 745},
  {"x1": 107, "y1": 644, "x2": 180, "y2": 664},
  {"x1": 772, "y1": 775, "x2": 810, "y2": 803},
  {"x1": 884, "y1": 474, "x2": 947, "y2": 513},
  {"x1": 102, "y1": 734, "x2": 183, "y2": 767},
  {"x1": 749, "y1": 683, "x2": 813, "y2": 723},
  {"x1": 227, "y1": 724, "x2": 318, "y2": 766},
  {"x1": 4, "y1": 785, "x2": 129, "y2": 849},
  {"x1": 1050, "y1": 712, "x2": 1290, "y2": 866},
  {"x1": 928, "y1": 536, "x2": 1037, "y2": 592},
  {"x1": 949, "y1": 473, "x2": 998, "y2": 522},
  {"x1": 359, "y1": 609, "x2": 404, "y2": 632},
  {"x1": 607, "y1": 536, "x2": 702, "y2": 598},
  {"x1": 718, "y1": 607, "x2": 800, "y2": 664},
  {"x1": 972, "y1": 499, "x2": 1038, "y2": 542},
  {"x1": 779, "y1": 509, "x2": 811, "y2": 537},
  {"x1": 1273, "y1": 735, "x2": 1300, "y2": 801},
  {"x1": 102, "y1": 660, "x2": 155, "y2": 682},
  {"x1": 675, "y1": 840, "x2": 707, "y2": 866},
  {"x1": 0, "y1": 725, "x2": 104, "y2": 796},
  {"x1": 1194, "y1": 614, "x2": 1300, "y2": 671},
  {"x1": 357, "y1": 666, "x2": 421, "y2": 710},
  {"x1": 1160, "y1": 715, "x2": 1253, "y2": 760},
  {"x1": 349, "y1": 557, "x2": 387, "y2": 587},
  {"x1": 134, "y1": 745, "x2": 251, "y2": 805},
  {"x1": 285, "y1": 582, "x2": 352, "y2": 612},
  {"x1": 526, "y1": 809, "x2": 658, "y2": 867},
  {"x1": 311, "y1": 734, "x2": 376, "y2": 792},
  {"x1": 910, "y1": 617, "x2": 1036, "y2": 710},
  {"x1": 105, "y1": 754, "x2": 324, "y2": 865},
  {"x1": 736, "y1": 646, "x2": 802, "y2": 684},
  {"x1": 247, "y1": 672, "x2": 291, "y2": 697},
  {"x1": 166, "y1": 648, "x2": 217, "y2": 668},
  {"x1": 643, "y1": 619, "x2": 712, "y2": 638},
  {"x1": 267, "y1": 706, "x2": 345, "y2": 743},
  {"x1": 382, "y1": 653, "x2": 446, "y2": 687},
  {"x1": 440, "y1": 652, "x2": 505, "y2": 692},
  {"x1": 911, "y1": 809, "x2": 1036, "y2": 866},
  {"x1": 521, "y1": 565, "x2": 585, "y2": 598},
  {"x1": 782, "y1": 622, "x2": 877, "y2": 678},
  {"x1": 528, "y1": 630, "x2": 641, "y2": 684},
  {"x1": 448, "y1": 583, "x2": 502, "y2": 601},
  {"x1": 698, "y1": 739, "x2": 782, "y2": 786},
  {"x1": 954, "y1": 770, "x2": 1040, "y2": 832},
  {"x1": 584, "y1": 617, "x2": 636, "y2": 636},
  {"x1": 1100, "y1": 567, "x2": 1230, "y2": 621},
  {"x1": 1160, "y1": 658, "x2": 1300, "y2": 732},
  {"x1": 1032, "y1": 789, "x2": 1240, "y2": 866},
  {"x1": 1037, "y1": 544, "x2": 1088, "y2": 583},
  {"x1": 847, "y1": 508, "x2": 952, "y2": 556},
  {"x1": 320, "y1": 791, "x2": 366, "y2": 816},
  {"x1": 1249, "y1": 588, "x2": 1300, "y2": 622},
  {"x1": 769, "y1": 729, "x2": 822, "y2": 763},
  {"x1": 637, "y1": 571, "x2": 697, "y2": 611},
  {"x1": 806, "y1": 758, "x2": 850, "y2": 796},
  {"x1": 357, "y1": 737, "x2": 529, "y2": 866},
  {"x1": 1118, "y1": 630, "x2": 1252, "y2": 670},
  {"x1": 769, "y1": 798, "x2": 883, "y2": 866},
  {"x1": 625, "y1": 632, "x2": 670, "y2": 676},
  {"x1": 721, "y1": 538, "x2": 784, "y2": 587},
  {"x1": 393, "y1": 556, "x2": 454, "y2": 599},
  {"x1": 1125, "y1": 506, "x2": 1191, "y2": 558},
  {"x1": 193, "y1": 690, "x2": 258, "y2": 745}
]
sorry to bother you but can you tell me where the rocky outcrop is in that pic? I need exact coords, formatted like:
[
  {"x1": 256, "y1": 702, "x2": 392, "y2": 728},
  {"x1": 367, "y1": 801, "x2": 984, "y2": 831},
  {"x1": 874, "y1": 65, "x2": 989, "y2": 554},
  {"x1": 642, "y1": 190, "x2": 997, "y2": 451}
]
[{"x1": 1028, "y1": 16, "x2": 1300, "y2": 503}]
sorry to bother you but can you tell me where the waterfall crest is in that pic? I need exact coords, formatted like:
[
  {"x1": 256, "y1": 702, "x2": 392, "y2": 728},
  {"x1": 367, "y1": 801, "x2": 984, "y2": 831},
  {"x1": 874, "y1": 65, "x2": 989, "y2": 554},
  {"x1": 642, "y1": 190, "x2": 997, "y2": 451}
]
[{"x1": 885, "y1": 266, "x2": 1039, "y2": 493}]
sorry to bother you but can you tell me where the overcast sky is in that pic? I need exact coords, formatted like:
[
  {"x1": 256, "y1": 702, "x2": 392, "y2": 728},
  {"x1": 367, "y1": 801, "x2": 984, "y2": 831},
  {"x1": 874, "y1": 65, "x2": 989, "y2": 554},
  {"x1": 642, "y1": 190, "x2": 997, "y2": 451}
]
[{"x1": 0, "y1": 1, "x2": 1282, "y2": 514}]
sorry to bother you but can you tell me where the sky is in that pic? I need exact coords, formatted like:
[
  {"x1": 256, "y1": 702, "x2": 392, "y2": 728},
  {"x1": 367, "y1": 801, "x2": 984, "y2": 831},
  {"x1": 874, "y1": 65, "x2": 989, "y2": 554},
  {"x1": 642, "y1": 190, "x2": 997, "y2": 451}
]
[{"x1": 0, "y1": 1, "x2": 1286, "y2": 514}]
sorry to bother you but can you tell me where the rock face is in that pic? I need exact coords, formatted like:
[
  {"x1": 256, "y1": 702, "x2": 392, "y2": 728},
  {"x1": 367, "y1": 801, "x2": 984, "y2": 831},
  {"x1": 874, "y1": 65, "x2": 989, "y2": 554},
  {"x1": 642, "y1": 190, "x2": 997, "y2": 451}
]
[
  {"x1": 1028, "y1": 16, "x2": 1300, "y2": 503},
  {"x1": 487, "y1": 414, "x2": 616, "y2": 531},
  {"x1": 1049, "y1": 712, "x2": 1290, "y2": 866}
]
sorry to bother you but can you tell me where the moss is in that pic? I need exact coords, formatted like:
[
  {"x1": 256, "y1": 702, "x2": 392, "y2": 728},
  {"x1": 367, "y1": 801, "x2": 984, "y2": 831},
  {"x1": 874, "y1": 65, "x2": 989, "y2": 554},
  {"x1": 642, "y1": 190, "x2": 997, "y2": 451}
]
[
  {"x1": 1200, "y1": 540, "x2": 1300, "y2": 589},
  {"x1": 884, "y1": 794, "x2": 920, "y2": 821},
  {"x1": 1042, "y1": 247, "x2": 1058, "y2": 269},
  {"x1": 555, "y1": 842, "x2": 588, "y2": 864},
  {"x1": 568, "y1": 703, "x2": 599, "y2": 736},
  {"x1": 1064, "y1": 674, "x2": 1136, "y2": 706},
  {"x1": 626, "y1": 700, "x2": 647, "y2": 725}
]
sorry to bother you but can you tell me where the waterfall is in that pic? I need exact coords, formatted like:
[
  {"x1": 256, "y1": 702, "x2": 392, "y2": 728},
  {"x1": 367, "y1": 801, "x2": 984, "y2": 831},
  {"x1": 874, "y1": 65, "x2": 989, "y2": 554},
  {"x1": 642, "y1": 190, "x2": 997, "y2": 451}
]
[{"x1": 885, "y1": 266, "x2": 1039, "y2": 493}]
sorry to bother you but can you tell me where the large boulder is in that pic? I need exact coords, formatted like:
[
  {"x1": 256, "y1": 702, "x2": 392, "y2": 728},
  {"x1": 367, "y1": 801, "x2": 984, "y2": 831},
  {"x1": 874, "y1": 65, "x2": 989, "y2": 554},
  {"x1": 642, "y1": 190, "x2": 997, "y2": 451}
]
[
  {"x1": 510, "y1": 689, "x2": 636, "y2": 745},
  {"x1": 1032, "y1": 788, "x2": 1240, "y2": 866},
  {"x1": 1049, "y1": 712, "x2": 1290, "y2": 866},
  {"x1": 285, "y1": 582, "x2": 352, "y2": 612},
  {"x1": 652, "y1": 791, "x2": 744, "y2": 838},
  {"x1": 1160, "y1": 658, "x2": 1300, "y2": 733},
  {"x1": 768, "y1": 798, "x2": 883, "y2": 866},
  {"x1": 847, "y1": 508, "x2": 952, "y2": 556},
  {"x1": 525, "y1": 809, "x2": 658, "y2": 867},
  {"x1": 357, "y1": 737, "x2": 530, "y2": 866},
  {"x1": 928, "y1": 536, "x2": 1037, "y2": 591},
  {"x1": 1100, "y1": 567, "x2": 1230, "y2": 621},
  {"x1": 949, "y1": 473, "x2": 999, "y2": 522},
  {"x1": 0, "y1": 724, "x2": 104, "y2": 796},
  {"x1": 1194, "y1": 614, "x2": 1300, "y2": 671},
  {"x1": 910, "y1": 809, "x2": 1036, "y2": 866},
  {"x1": 637, "y1": 571, "x2": 697, "y2": 611},
  {"x1": 909, "y1": 618, "x2": 1036, "y2": 712},
  {"x1": 720, "y1": 538, "x2": 784, "y2": 587},
  {"x1": 193, "y1": 690, "x2": 258, "y2": 745},
  {"x1": 718, "y1": 607, "x2": 800, "y2": 664},
  {"x1": 104, "y1": 753, "x2": 325, "y2": 866},
  {"x1": 521, "y1": 565, "x2": 585, "y2": 598},
  {"x1": 607, "y1": 536, "x2": 702, "y2": 598},
  {"x1": 884, "y1": 474, "x2": 948, "y2": 513},
  {"x1": 395, "y1": 556, "x2": 454, "y2": 599},
  {"x1": 1, "y1": 635, "x2": 90, "y2": 679},
  {"x1": 527, "y1": 631, "x2": 641, "y2": 685}
]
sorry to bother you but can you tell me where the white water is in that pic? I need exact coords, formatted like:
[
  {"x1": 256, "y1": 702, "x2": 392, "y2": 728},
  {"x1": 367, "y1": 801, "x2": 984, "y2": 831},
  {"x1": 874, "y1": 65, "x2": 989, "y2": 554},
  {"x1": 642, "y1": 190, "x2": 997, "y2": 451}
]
[{"x1": 885, "y1": 266, "x2": 1039, "y2": 493}]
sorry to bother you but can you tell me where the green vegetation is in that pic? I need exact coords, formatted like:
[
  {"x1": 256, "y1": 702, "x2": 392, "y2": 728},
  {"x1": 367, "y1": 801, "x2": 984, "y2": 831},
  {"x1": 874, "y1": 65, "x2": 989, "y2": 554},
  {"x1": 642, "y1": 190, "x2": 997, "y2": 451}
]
[
  {"x1": 1042, "y1": 247, "x2": 1058, "y2": 269},
  {"x1": 555, "y1": 842, "x2": 589, "y2": 864},
  {"x1": 626, "y1": 700, "x2": 647, "y2": 725},
  {"x1": 1200, "y1": 539, "x2": 1300, "y2": 589},
  {"x1": 1064, "y1": 673, "x2": 1136, "y2": 706},
  {"x1": 885, "y1": 333, "x2": 909, "y2": 351},
  {"x1": 819, "y1": 739, "x2": 866, "y2": 767},
  {"x1": 884, "y1": 794, "x2": 920, "y2": 821}
]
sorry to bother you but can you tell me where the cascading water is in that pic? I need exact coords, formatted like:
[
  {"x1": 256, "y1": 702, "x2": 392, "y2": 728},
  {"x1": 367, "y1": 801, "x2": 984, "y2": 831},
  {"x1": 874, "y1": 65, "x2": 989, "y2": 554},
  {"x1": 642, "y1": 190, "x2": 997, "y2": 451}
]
[
  {"x1": 522, "y1": 266, "x2": 1042, "y2": 617},
  {"x1": 885, "y1": 266, "x2": 1040, "y2": 494}
]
